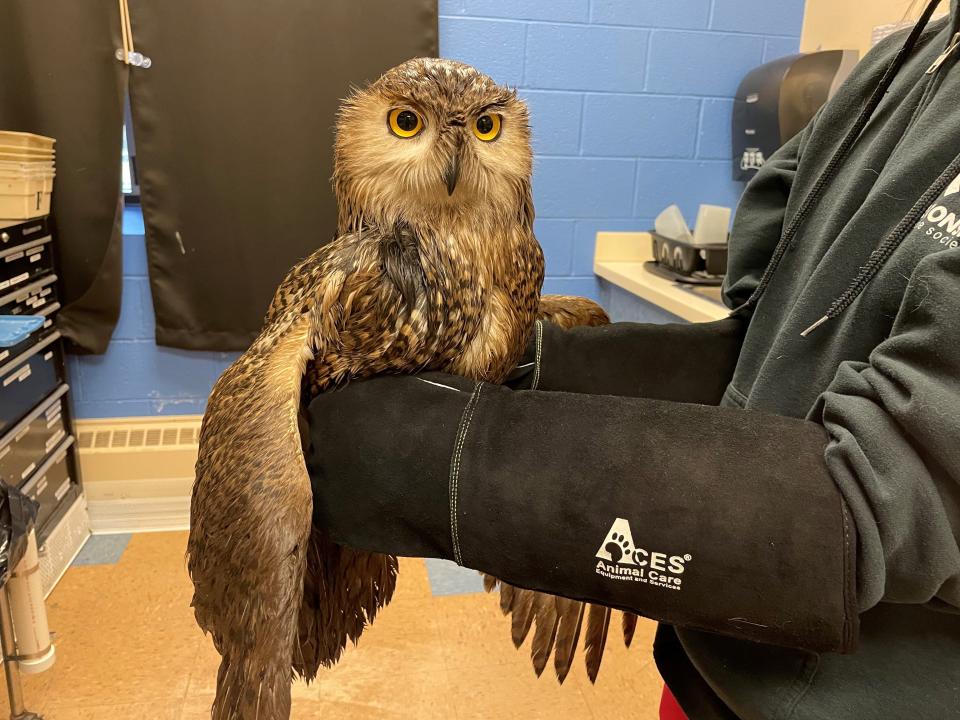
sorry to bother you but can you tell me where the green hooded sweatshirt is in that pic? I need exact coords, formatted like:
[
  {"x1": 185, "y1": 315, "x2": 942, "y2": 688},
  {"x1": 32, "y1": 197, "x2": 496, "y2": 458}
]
[{"x1": 681, "y1": 4, "x2": 960, "y2": 718}]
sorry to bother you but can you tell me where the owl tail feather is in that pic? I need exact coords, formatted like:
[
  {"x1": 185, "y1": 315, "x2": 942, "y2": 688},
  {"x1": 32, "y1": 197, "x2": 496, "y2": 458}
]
[
  {"x1": 553, "y1": 598, "x2": 585, "y2": 683},
  {"x1": 584, "y1": 604, "x2": 612, "y2": 684},
  {"x1": 622, "y1": 611, "x2": 639, "y2": 648},
  {"x1": 483, "y1": 579, "x2": 630, "y2": 685},
  {"x1": 531, "y1": 593, "x2": 561, "y2": 676}
]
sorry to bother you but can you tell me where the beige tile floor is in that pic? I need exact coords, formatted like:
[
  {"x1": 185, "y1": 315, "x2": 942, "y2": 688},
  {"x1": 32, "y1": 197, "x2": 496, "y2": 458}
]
[{"x1": 8, "y1": 532, "x2": 663, "y2": 719}]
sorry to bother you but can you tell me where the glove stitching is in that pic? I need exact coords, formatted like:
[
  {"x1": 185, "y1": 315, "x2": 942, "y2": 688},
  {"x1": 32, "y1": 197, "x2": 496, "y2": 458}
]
[
  {"x1": 839, "y1": 498, "x2": 857, "y2": 652},
  {"x1": 449, "y1": 382, "x2": 483, "y2": 565},
  {"x1": 531, "y1": 320, "x2": 544, "y2": 390},
  {"x1": 451, "y1": 383, "x2": 483, "y2": 565}
]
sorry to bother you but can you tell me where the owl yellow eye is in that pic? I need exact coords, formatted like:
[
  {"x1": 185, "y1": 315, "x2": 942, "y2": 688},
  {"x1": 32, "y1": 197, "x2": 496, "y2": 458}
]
[
  {"x1": 472, "y1": 113, "x2": 502, "y2": 142},
  {"x1": 388, "y1": 108, "x2": 424, "y2": 138}
]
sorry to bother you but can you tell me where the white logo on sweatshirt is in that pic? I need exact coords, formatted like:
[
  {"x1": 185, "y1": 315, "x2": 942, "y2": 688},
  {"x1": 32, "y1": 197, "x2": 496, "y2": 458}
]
[
  {"x1": 913, "y1": 172, "x2": 960, "y2": 249},
  {"x1": 594, "y1": 518, "x2": 691, "y2": 591},
  {"x1": 911, "y1": 171, "x2": 960, "y2": 250},
  {"x1": 945, "y1": 172, "x2": 960, "y2": 198}
]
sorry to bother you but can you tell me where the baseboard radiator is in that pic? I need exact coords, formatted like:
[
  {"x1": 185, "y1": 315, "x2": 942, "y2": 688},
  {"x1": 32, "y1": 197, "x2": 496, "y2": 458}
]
[{"x1": 75, "y1": 415, "x2": 201, "y2": 534}]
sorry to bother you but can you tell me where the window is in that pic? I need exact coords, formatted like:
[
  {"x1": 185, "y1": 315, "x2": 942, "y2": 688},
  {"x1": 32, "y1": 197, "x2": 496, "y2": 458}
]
[{"x1": 122, "y1": 95, "x2": 140, "y2": 201}]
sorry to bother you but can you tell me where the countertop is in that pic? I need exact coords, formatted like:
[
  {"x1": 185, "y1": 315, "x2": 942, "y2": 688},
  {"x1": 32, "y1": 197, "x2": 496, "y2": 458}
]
[{"x1": 593, "y1": 231, "x2": 730, "y2": 323}]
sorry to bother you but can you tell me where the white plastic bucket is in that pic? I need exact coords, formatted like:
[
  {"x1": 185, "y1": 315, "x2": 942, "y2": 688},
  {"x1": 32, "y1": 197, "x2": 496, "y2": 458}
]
[
  {"x1": 0, "y1": 145, "x2": 54, "y2": 159},
  {"x1": 0, "y1": 178, "x2": 45, "y2": 195},
  {"x1": 0, "y1": 131, "x2": 55, "y2": 151},
  {"x1": 0, "y1": 189, "x2": 52, "y2": 220},
  {"x1": 0, "y1": 152, "x2": 55, "y2": 165},
  {"x1": 0, "y1": 160, "x2": 55, "y2": 173}
]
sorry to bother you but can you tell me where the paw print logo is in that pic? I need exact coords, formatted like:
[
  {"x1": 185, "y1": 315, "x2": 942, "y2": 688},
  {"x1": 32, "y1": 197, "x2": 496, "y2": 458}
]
[
  {"x1": 596, "y1": 519, "x2": 639, "y2": 565},
  {"x1": 604, "y1": 533, "x2": 632, "y2": 563}
]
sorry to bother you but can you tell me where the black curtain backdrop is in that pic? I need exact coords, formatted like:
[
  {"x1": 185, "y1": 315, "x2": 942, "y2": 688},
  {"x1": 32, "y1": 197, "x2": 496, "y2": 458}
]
[
  {"x1": 127, "y1": 0, "x2": 439, "y2": 350},
  {"x1": 0, "y1": 1, "x2": 126, "y2": 354}
]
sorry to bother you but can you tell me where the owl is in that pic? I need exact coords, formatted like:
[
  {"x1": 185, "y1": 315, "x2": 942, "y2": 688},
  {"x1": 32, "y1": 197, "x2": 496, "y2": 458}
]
[{"x1": 188, "y1": 58, "x2": 619, "y2": 720}]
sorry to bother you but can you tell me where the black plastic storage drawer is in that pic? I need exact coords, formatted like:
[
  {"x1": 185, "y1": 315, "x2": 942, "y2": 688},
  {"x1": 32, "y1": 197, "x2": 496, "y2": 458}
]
[
  {"x1": 0, "y1": 217, "x2": 49, "y2": 252},
  {"x1": 0, "y1": 273, "x2": 58, "y2": 315},
  {"x1": 21, "y1": 435, "x2": 75, "y2": 535},
  {"x1": 0, "y1": 384, "x2": 68, "y2": 488},
  {"x1": 0, "y1": 317, "x2": 57, "y2": 368},
  {"x1": 0, "y1": 273, "x2": 59, "y2": 322},
  {"x1": 0, "y1": 332, "x2": 61, "y2": 436},
  {"x1": 0, "y1": 235, "x2": 54, "y2": 294}
]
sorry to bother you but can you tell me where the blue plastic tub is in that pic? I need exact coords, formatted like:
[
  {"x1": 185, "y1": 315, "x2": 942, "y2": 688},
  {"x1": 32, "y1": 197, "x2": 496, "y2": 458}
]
[{"x1": 0, "y1": 315, "x2": 44, "y2": 348}]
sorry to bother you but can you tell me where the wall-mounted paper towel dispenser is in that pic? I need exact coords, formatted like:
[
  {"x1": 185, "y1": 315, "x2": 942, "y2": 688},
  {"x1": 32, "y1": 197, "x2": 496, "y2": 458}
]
[{"x1": 733, "y1": 49, "x2": 859, "y2": 181}]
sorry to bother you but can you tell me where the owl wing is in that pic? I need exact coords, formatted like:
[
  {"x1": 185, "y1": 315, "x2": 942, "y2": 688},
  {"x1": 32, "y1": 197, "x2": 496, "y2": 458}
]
[
  {"x1": 188, "y1": 231, "x2": 408, "y2": 716},
  {"x1": 188, "y1": 306, "x2": 317, "y2": 719},
  {"x1": 484, "y1": 293, "x2": 638, "y2": 685},
  {"x1": 537, "y1": 293, "x2": 611, "y2": 328}
]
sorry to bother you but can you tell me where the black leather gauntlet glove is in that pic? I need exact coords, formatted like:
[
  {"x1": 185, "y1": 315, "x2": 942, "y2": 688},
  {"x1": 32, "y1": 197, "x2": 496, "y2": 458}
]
[
  {"x1": 307, "y1": 372, "x2": 858, "y2": 654},
  {"x1": 509, "y1": 317, "x2": 746, "y2": 403}
]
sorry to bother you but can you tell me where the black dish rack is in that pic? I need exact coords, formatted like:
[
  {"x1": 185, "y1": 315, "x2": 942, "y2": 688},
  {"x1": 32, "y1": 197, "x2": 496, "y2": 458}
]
[{"x1": 645, "y1": 231, "x2": 728, "y2": 286}]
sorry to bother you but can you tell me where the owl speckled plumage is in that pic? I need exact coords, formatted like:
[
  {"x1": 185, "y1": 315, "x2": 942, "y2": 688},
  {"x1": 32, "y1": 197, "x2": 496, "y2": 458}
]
[{"x1": 188, "y1": 58, "x2": 619, "y2": 720}]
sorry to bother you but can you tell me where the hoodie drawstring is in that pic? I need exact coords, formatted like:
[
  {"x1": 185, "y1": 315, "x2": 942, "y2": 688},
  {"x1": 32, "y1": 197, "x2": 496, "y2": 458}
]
[
  {"x1": 800, "y1": 149, "x2": 960, "y2": 335},
  {"x1": 731, "y1": 0, "x2": 946, "y2": 335}
]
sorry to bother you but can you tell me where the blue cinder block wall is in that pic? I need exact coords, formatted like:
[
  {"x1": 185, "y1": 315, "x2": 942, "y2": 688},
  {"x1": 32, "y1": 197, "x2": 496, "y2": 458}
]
[{"x1": 68, "y1": 0, "x2": 804, "y2": 419}]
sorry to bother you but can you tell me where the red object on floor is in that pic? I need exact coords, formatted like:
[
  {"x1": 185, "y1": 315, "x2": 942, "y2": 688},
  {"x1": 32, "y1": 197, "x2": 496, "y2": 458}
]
[{"x1": 660, "y1": 684, "x2": 689, "y2": 720}]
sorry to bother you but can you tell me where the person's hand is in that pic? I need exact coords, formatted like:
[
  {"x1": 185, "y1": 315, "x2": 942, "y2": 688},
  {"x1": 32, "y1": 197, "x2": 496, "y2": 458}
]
[{"x1": 505, "y1": 317, "x2": 746, "y2": 401}]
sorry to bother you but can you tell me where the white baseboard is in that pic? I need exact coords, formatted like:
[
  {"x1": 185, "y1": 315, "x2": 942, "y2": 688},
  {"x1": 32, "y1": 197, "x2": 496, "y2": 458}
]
[
  {"x1": 87, "y1": 496, "x2": 190, "y2": 534},
  {"x1": 75, "y1": 415, "x2": 200, "y2": 534}
]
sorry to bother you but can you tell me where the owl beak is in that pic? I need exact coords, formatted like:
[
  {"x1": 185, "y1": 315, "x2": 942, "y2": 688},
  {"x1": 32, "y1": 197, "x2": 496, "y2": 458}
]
[{"x1": 444, "y1": 148, "x2": 462, "y2": 196}]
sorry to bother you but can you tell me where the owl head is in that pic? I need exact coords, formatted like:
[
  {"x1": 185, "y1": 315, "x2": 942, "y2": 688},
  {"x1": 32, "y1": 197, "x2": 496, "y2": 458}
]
[{"x1": 333, "y1": 58, "x2": 534, "y2": 234}]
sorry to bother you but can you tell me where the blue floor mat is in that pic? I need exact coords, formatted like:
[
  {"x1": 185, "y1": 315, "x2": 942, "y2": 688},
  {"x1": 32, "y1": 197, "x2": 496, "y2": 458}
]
[
  {"x1": 71, "y1": 534, "x2": 132, "y2": 566},
  {"x1": 423, "y1": 558, "x2": 485, "y2": 596}
]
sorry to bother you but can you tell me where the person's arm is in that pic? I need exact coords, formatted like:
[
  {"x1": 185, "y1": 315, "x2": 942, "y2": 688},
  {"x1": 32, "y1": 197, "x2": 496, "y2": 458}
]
[
  {"x1": 307, "y1": 372, "x2": 858, "y2": 653},
  {"x1": 813, "y1": 247, "x2": 960, "y2": 612}
]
